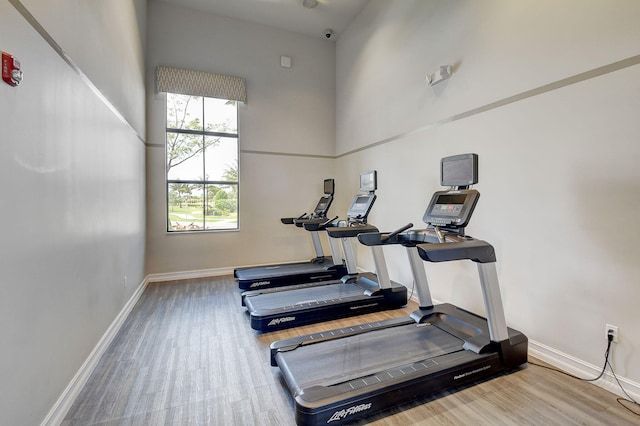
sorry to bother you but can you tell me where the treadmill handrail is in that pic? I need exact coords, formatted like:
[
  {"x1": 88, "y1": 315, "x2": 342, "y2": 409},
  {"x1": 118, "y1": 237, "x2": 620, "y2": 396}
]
[
  {"x1": 325, "y1": 223, "x2": 379, "y2": 239},
  {"x1": 356, "y1": 223, "x2": 414, "y2": 247},
  {"x1": 358, "y1": 228, "x2": 471, "y2": 247},
  {"x1": 381, "y1": 223, "x2": 413, "y2": 243},
  {"x1": 281, "y1": 213, "x2": 307, "y2": 225},
  {"x1": 416, "y1": 238, "x2": 496, "y2": 264},
  {"x1": 294, "y1": 216, "x2": 329, "y2": 227},
  {"x1": 302, "y1": 216, "x2": 338, "y2": 231}
]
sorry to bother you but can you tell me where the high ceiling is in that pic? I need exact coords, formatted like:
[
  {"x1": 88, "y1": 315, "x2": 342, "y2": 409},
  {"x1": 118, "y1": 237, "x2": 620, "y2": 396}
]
[{"x1": 152, "y1": 0, "x2": 369, "y2": 41}]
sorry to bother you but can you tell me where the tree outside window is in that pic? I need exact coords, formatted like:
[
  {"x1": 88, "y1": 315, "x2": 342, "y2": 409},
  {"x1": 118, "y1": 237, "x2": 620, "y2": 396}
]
[{"x1": 166, "y1": 93, "x2": 239, "y2": 231}]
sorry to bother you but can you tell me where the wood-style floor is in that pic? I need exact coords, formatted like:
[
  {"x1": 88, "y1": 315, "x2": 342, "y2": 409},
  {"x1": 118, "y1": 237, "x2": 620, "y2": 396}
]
[{"x1": 62, "y1": 276, "x2": 640, "y2": 425}]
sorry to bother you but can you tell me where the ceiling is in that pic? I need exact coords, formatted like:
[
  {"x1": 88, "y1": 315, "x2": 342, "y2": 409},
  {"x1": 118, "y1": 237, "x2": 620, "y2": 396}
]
[{"x1": 152, "y1": 0, "x2": 369, "y2": 40}]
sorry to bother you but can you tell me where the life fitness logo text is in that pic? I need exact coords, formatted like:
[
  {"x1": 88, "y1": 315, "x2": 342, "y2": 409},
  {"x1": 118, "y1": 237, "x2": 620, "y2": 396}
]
[
  {"x1": 327, "y1": 403, "x2": 372, "y2": 423},
  {"x1": 268, "y1": 317, "x2": 295, "y2": 326}
]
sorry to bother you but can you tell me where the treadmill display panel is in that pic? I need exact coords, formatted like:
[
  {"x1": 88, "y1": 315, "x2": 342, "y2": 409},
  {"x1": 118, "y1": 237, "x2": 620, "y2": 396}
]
[
  {"x1": 360, "y1": 170, "x2": 377, "y2": 192},
  {"x1": 324, "y1": 178, "x2": 335, "y2": 195},
  {"x1": 440, "y1": 153, "x2": 478, "y2": 187},
  {"x1": 423, "y1": 189, "x2": 479, "y2": 228},
  {"x1": 347, "y1": 193, "x2": 376, "y2": 221},
  {"x1": 312, "y1": 195, "x2": 332, "y2": 217},
  {"x1": 431, "y1": 194, "x2": 466, "y2": 217}
]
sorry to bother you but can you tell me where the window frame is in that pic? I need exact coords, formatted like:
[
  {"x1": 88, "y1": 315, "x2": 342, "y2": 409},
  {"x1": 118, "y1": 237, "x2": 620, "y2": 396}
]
[{"x1": 164, "y1": 93, "x2": 239, "y2": 233}]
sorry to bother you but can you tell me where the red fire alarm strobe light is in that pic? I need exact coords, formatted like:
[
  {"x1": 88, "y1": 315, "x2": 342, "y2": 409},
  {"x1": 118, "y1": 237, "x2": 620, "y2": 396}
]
[{"x1": 2, "y1": 51, "x2": 23, "y2": 86}]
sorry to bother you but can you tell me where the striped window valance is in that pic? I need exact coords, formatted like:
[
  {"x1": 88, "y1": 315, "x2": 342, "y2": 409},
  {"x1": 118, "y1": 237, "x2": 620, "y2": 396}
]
[{"x1": 156, "y1": 66, "x2": 246, "y2": 103}]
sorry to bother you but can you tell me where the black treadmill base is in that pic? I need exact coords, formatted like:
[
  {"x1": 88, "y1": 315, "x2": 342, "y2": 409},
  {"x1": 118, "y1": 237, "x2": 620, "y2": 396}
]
[
  {"x1": 246, "y1": 275, "x2": 408, "y2": 331},
  {"x1": 250, "y1": 292, "x2": 406, "y2": 332},
  {"x1": 240, "y1": 278, "x2": 343, "y2": 307},
  {"x1": 271, "y1": 304, "x2": 528, "y2": 425},
  {"x1": 291, "y1": 354, "x2": 507, "y2": 425},
  {"x1": 236, "y1": 261, "x2": 347, "y2": 291}
]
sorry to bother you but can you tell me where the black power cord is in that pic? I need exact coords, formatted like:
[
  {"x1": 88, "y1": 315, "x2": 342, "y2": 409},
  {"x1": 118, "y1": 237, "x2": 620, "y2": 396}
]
[
  {"x1": 606, "y1": 358, "x2": 640, "y2": 417},
  {"x1": 529, "y1": 331, "x2": 640, "y2": 417},
  {"x1": 408, "y1": 279, "x2": 415, "y2": 301}
]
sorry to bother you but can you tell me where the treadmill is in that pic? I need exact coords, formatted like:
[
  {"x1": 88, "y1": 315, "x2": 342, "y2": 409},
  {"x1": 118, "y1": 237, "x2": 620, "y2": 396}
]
[
  {"x1": 269, "y1": 154, "x2": 528, "y2": 425},
  {"x1": 235, "y1": 178, "x2": 348, "y2": 291},
  {"x1": 242, "y1": 171, "x2": 408, "y2": 331}
]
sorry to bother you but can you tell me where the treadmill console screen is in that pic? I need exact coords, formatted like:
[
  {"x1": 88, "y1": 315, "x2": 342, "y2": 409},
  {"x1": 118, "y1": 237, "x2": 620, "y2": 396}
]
[
  {"x1": 347, "y1": 193, "x2": 376, "y2": 221},
  {"x1": 324, "y1": 178, "x2": 335, "y2": 196},
  {"x1": 312, "y1": 195, "x2": 332, "y2": 217},
  {"x1": 423, "y1": 189, "x2": 479, "y2": 228},
  {"x1": 441, "y1": 153, "x2": 478, "y2": 187},
  {"x1": 430, "y1": 194, "x2": 467, "y2": 217},
  {"x1": 360, "y1": 170, "x2": 377, "y2": 193}
]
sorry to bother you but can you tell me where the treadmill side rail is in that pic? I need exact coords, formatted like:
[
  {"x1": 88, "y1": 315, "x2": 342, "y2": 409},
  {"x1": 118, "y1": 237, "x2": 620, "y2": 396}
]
[
  {"x1": 477, "y1": 262, "x2": 509, "y2": 342},
  {"x1": 406, "y1": 246, "x2": 433, "y2": 307},
  {"x1": 370, "y1": 246, "x2": 392, "y2": 290},
  {"x1": 325, "y1": 234, "x2": 343, "y2": 267}
]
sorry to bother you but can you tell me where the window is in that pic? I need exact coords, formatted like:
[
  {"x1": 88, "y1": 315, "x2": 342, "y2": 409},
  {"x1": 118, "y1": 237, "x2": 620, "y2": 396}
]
[{"x1": 166, "y1": 93, "x2": 238, "y2": 232}]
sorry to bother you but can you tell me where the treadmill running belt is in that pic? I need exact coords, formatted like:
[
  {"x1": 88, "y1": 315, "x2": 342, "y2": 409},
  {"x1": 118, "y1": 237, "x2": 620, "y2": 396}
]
[
  {"x1": 246, "y1": 282, "x2": 362, "y2": 311},
  {"x1": 235, "y1": 259, "x2": 335, "y2": 280},
  {"x1": 277, "y1": 323, "x2": 464, "y2": 390}
]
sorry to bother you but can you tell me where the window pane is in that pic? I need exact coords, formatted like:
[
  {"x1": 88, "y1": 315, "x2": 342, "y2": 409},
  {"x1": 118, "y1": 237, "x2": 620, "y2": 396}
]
[
  {"x1": 165, "y1": 92, "x2": 239, "y2": 232},
  {"x1": 168, "y1": 183, "x2": 203, "y2": 231},
  {"x1": 168, "y1": 184, "x2": 204, "y2": 231},
  {"x1": 167, "y1": 133, "x2": 204, "y2": 181},
  {"x1": 204, "y1": 98, "x2": 237, "y2": 133},
  {"x1": 205, "y1": 184, "x2": 238, "y2": 230},
  {"x1": 167, "y1": 94, "x2": 203, "y2": 131},
  {"x1": 204, "y1": 137, "x2": 238, "y2": 181}
]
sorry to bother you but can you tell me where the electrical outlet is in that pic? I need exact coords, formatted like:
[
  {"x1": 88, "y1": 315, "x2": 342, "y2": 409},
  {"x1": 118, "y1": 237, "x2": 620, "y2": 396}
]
[{"x1": 606, "y1": 324, "x2": 619, "y2": 343}]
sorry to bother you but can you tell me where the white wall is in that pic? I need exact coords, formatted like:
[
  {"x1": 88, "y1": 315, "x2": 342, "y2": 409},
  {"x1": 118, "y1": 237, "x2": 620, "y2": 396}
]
[
  {"x1": 146, "y1": 1, "x2": 337, "y2": 274},
  {"x1": 6, "y1": 0, "x2": 634, "y2": 421},
  {"x1": 0, "y1": 1, "x2": 146, "y2": 424},
  {"x1": 335, "y1": 0, "x2": 640, "y2": 392}
]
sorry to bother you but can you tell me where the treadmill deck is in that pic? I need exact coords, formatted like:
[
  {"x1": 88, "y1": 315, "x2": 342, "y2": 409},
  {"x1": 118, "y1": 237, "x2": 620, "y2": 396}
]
[
  {"x1": 245, "y1": 281, "x2": 367, "y2": 311},
  {"x1": 234, "y1": 257, "x2": 337, "y2": 281},
  {"x1": 271, "y1": 304, "x2": 527, "y2": 425},
  {"x1": 276, "y1": 322, "x2": 464, "y2": 392},
  {"x1": 244, "y1": 273, "x2": 408, "y2": 330}
]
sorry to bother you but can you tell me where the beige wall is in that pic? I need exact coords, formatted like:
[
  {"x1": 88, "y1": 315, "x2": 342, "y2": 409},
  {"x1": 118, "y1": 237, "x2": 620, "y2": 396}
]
[
  {"x1": 145, "y1": 1, "x2": 337, "y2": 275},
  {"x1": 335, "y1": 0, "x2": 640, "y2": 391},
  {"x1": 146, "y1": 0, "x2": 640, "y2": 395},
  {"x1": 0, "y1": 0, "x2": 147, "y2": 424},
  {"x1": 7, "y1": 0, "x2": 638, "y2": 422}
]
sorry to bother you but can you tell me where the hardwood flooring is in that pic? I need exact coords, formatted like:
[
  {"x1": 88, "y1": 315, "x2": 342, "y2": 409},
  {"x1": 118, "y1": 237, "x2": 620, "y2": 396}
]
[{"x1": 62, "y1": 276, "x2": 640, "y2": 425}]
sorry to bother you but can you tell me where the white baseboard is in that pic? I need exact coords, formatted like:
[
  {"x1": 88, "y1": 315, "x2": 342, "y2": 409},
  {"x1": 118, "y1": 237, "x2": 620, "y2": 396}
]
[
  {"x1": 145, "y1": 261, "x2": 315, "y2": 283},
  {"x1": 528, "y1": 339, "x2": 640, "y2": 401},
  {"x1": 41, "y1": 267, "x2": 240, "y2": 425},
  {"x1": 41, "y1": 277, "x2": 149, "y2": 426},
  {"x1": 146, "y1": 266, "x2": 235, "y2": 283},
  {"x1": 409, "y1": 294, "x2": 640, "y2": 400},
  {"x1": 43, "y1": 270, "x2": 640, "y2": 425},
  {"x1": 42, "y1": 267, "x2": 237, "y2": 425}
]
